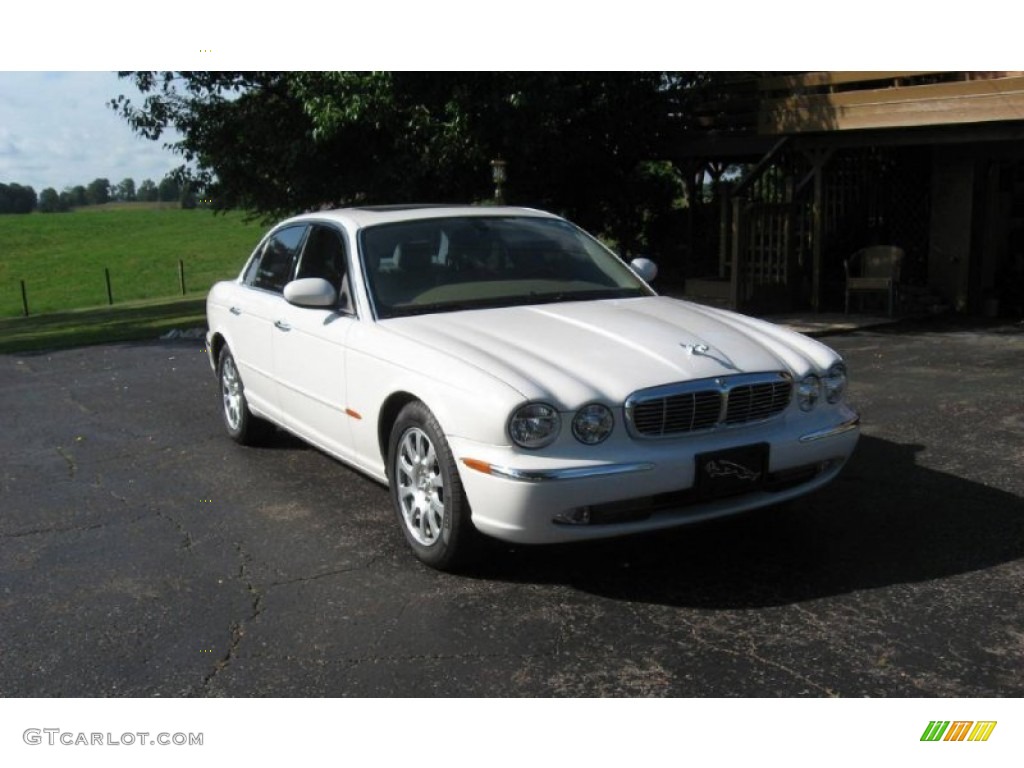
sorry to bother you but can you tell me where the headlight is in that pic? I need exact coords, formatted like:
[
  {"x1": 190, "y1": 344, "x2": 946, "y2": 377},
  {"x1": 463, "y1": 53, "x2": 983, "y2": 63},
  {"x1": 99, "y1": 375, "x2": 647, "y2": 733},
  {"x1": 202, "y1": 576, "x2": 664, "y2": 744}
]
[
  {"x1": 797, "y1": 375, "x2": 821, "y2": 411},
  {"x1": 823, "y1": 363, "x2": 847, "y2": 404},
  {"x1": 572, "y1": 403, "x2": 614, "y2": 445},
  {"x1": 508, "y1": 403, "x2": 561, "y2": 449}
]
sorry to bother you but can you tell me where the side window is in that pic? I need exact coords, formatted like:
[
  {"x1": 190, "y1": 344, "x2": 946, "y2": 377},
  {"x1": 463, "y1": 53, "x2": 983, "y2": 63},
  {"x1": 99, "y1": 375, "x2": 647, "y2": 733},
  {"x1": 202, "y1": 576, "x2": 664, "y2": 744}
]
[
  {"x1": 241, "y1": 246, "x2": 262, "y2": 284},
  {"x1": 249, "y1": 225, "x2": 307, "y2": 293},
  {"x1": 295, "y1": 225, "x2": 347, "y2": 292}
]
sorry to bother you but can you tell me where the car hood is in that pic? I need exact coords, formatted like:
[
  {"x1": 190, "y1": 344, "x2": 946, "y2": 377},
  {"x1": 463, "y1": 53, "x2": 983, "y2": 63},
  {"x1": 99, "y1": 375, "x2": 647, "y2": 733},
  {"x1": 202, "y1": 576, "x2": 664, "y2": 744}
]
[{"x1": 381, "y1": 296, "x2": 839, "y2": 407}]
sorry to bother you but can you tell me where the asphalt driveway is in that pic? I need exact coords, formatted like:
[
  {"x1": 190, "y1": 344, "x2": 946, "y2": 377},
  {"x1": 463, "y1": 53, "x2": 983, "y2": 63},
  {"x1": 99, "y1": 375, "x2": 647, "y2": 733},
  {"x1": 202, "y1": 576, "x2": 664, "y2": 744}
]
[{"x1": 1, "y1": 318, "x2": 1022, "y2": 696}]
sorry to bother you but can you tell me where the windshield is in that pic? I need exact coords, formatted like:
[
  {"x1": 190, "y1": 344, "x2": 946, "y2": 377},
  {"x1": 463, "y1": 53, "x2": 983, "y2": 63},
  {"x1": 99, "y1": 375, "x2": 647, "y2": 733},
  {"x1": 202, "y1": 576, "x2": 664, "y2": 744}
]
[{"x1": 358, "y1": 216, "x2": 653, "y2": 319}]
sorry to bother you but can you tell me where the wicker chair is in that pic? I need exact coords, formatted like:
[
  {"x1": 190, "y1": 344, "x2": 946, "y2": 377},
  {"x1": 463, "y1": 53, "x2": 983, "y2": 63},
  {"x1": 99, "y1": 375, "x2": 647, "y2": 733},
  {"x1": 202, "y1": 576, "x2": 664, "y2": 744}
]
[{"x1": 844, "y1": 246, "x2": 904, "y2": 315}]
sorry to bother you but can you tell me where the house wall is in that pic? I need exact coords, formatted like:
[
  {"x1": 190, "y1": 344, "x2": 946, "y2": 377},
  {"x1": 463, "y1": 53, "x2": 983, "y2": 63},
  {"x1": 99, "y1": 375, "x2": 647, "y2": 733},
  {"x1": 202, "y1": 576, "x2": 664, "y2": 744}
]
[
  {"x1": 974, "y1": 157, "x2": 1024, "y2": 316},
  {"x1": 928, "y1": 150, "x2": 974, "y2": 311},
  {"x1": 975, "y1": 161, "x2": 1006, "y2": 311}
]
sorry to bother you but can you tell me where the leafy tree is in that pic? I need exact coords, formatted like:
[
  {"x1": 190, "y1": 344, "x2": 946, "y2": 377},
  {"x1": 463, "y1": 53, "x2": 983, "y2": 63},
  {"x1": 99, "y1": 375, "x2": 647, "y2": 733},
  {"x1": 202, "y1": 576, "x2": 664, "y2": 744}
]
[
  {"x1": 38, "y1": 187, "x2": 69, "y2": 213},
  {"x1": 137, "y1": 178, "x2": 159, "y2": 202},
  {"x1": 64, "y1": 185, "x2": 88, "y2": 207},
  {"x1": 111, "y1": 72, "x2": 701, "y2": 248},
  {"x1": 157, "y1": 175, "x2": 179, "y2": 202},
  {"x1": 0, "y1": 182, "x2": 36, "y2": 214},
  {"x1": 86, "y1": 178, "x2": 111, "y2": 205},
  {"x1": 179, "y1": 181, "x2": 197, "y2": 209},
  {"x1": 116, "y1": 177, "x2": 136, "y2": 202}
]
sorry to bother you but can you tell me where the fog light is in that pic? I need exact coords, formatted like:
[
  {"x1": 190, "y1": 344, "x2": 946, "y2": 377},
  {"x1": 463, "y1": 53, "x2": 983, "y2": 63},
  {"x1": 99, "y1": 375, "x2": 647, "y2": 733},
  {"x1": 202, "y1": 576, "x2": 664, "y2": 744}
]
[{"x1": 553, "y1": 507, "x2": 592, "y2": 525}]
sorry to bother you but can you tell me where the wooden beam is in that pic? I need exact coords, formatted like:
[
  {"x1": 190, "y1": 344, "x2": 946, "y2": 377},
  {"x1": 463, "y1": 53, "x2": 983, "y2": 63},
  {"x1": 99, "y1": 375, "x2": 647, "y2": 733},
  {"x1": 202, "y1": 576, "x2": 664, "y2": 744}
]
[
  {"x1": 759, "y1": 71, "x2": 946, "y2": 92},
  {"x1": 719, "y1": 183, "x2": 730, "y2": 278},
  {"x1": 760, "y1": 76, "x2": 1024, "y2": 133},
  {"x1": 809, "y1": 153, "x2": 826, "y2": 313},
  {"x1": 795, "y1": 148, "x2": 834, "y2": 196},
  {"x1": 793, "y1": 121, "x2": 1024, "y2": 150},
  {"x1": 731, "y1": 137, "x2": 790, "y2": 197},
  {"x1": 730, "y1": 197, "x2": 743, "y2": 309},
  {"x1": 664, "y1": 121, "x2": 1024, "y2": 163}
]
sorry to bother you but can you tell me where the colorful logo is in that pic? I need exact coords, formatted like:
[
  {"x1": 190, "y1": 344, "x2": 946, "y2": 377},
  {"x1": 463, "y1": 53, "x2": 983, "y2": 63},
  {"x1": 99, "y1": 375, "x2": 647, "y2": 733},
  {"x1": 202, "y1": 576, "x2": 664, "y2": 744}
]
[{"x1": 921, "y1": 721, "x2": 997, "y2": 742}]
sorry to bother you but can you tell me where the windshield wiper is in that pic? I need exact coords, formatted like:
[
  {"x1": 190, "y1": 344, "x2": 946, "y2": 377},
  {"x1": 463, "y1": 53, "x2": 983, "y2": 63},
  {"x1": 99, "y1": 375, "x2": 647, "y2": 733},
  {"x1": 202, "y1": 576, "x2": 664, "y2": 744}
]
[
  {"x1": 386, "y1": 298, "x2": 519, "y2": 317},
  {"x1": 383, "y1": 288, "x2": 645, "y2": 318},
  {"x1": 526, "y1": 288, "x2": 641, "y2": 305}
]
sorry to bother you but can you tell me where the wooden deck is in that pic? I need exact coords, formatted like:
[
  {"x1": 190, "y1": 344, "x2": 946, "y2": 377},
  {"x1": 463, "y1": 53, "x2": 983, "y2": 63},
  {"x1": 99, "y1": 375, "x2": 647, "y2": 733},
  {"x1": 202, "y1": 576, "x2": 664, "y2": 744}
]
[
  {"x1": 760, "y1": 72, "x2": 1024, "y2": 133},
  {"x1": 667, "y1": 72, "x2": 1024, "y2": 315},
  {"x1": 686, "y1": 72, "x2": 1024, "y2": 138}
]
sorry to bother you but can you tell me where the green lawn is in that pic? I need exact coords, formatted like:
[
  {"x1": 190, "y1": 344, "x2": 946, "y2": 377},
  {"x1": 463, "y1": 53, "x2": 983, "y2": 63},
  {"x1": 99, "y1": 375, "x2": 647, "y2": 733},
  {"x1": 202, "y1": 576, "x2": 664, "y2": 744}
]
[{"x1": 0, "y1": 206, "x2": 265, "y2": 318}]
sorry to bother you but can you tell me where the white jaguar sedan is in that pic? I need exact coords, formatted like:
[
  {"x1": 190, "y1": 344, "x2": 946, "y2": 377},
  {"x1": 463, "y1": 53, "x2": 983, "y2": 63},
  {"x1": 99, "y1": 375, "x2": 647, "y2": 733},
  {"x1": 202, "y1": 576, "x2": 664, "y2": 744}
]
[{"x1": 206, "y1": 205, "x2": 859, "y2": 570}]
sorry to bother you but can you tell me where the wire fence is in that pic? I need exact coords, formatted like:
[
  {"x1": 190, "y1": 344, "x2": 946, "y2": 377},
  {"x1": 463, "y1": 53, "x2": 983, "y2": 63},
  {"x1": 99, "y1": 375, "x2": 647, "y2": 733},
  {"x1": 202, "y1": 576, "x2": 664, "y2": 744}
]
[{"x1": 3, "y1": 259, "x2": 226, "y2": 318}]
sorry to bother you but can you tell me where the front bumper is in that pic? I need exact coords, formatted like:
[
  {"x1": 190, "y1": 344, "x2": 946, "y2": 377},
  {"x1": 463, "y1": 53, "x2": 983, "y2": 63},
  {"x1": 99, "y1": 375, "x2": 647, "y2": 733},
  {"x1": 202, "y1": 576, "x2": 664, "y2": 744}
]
[{"x1": 451, "y1": 405, "x2": 860, "y2": 545}]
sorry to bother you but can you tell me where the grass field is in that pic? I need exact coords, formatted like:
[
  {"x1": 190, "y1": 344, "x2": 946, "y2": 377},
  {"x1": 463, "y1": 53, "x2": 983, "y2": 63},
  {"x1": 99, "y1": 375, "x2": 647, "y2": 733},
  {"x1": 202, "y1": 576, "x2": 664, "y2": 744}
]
[{"x1": 0, "y1": 206, "x2": 265, "y2": 318}]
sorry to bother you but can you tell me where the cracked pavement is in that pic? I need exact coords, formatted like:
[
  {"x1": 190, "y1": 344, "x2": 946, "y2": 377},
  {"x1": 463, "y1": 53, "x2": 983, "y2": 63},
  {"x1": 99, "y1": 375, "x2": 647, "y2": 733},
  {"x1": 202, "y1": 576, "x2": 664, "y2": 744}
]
[{"x1": 1, "y1": 319, "x2": 1023, "y2": 696}]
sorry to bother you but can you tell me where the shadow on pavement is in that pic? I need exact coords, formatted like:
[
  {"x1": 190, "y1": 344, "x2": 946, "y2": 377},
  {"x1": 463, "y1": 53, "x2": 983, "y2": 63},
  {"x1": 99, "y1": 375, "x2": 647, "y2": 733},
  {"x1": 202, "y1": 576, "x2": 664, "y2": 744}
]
[
  {"x1": 861, "y1": 315, "x2": 1024, "y2": 336},
  {"x1": 467, "y1": 435, "x2": 1024, "y2": 608}
]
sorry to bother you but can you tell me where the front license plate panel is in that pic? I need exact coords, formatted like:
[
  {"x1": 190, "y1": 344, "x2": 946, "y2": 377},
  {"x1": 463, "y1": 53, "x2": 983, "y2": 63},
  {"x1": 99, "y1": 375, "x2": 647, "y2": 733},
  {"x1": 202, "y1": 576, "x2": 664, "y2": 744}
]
[{"x1": 695, "y1": 443, "x2": 769, "y2": 499}]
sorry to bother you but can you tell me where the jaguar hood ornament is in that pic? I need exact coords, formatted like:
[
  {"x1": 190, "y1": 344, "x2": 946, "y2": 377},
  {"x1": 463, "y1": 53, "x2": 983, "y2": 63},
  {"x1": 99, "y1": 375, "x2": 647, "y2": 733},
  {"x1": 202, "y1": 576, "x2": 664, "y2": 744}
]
[{"x1": 682, "y1": 342, "x2": 739, "y2": 371}]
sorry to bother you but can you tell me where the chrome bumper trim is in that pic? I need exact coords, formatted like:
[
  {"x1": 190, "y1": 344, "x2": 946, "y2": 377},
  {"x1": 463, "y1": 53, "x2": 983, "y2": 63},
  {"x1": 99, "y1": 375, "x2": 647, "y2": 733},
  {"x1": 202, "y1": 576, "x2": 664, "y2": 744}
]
[
  {"x1": 799, "y1": 416, "x2": 861, "y2": 443},
  {"x1": 466, "y1": 460, "x2": 655, "y2": 483}
]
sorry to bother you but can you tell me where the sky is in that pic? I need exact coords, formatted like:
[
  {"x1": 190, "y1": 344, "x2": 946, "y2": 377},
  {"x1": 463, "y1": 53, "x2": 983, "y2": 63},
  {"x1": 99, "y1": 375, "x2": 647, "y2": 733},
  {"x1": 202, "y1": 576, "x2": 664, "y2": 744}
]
[{"x1": 0, "y1": 72, "x2": 181, "y2": 193}]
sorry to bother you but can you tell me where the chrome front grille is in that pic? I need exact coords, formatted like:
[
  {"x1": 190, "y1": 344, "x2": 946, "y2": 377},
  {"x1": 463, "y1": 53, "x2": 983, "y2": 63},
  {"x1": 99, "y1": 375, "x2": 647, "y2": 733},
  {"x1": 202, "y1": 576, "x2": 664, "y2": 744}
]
[
  {"x1": 631, "y1": 391, "x2": 721, "y2": 436},
  {"x1": 724, "y1": 380, "x2": 793, "y2": 424},
  {"x1": 625, "y1": 373, "x2": 792, "y2": 438}
]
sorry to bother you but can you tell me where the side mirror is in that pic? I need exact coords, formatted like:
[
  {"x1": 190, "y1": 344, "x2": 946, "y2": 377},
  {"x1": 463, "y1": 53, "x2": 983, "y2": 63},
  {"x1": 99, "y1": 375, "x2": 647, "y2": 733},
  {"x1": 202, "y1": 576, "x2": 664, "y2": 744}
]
[
  {"x1": 283, "y1": 277, "x2": 338, "y2": 308},
  {"x1": 630, "y1": 257, "x2": 658, "y2": 283}
]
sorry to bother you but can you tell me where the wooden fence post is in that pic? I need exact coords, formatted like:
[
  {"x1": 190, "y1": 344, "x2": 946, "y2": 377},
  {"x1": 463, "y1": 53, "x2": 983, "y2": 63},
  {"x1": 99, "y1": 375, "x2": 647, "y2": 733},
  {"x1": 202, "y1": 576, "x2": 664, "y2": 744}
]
[{"x1": 730, "y1": 196, "x2": 744, "y2": 310}]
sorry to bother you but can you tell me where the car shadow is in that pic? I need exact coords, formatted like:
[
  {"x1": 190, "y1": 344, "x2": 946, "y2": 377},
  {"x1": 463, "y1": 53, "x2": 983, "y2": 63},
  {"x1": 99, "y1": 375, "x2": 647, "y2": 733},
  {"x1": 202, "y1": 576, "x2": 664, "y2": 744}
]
[
  {"x1": 862, "y1": 315, "x2": 1024, "y2": 337},
  {"x1": 240, "y1": 426, "x2": 309, "y2": 452},
  {"x1": 467, "y1": 435, "x2": 1024, "y2": 608}
]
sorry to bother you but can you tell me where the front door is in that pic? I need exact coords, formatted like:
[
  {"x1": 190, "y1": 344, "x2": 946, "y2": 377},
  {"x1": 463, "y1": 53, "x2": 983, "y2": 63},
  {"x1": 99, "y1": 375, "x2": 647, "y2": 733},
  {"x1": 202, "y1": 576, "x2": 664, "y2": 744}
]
[{"x1": 270, "y1": 224, "x2": 359, "y2": 461}]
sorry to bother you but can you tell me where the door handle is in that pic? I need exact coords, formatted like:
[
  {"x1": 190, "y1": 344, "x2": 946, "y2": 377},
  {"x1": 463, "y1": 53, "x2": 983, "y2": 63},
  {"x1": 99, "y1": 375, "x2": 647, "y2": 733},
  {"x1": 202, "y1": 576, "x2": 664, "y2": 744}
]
[
  {"x1": 274, "y1": 320, "x2": 291, "y2": 331},
  {"x1": 229, "y1": 306, "x2": 242, "y2": 316}
]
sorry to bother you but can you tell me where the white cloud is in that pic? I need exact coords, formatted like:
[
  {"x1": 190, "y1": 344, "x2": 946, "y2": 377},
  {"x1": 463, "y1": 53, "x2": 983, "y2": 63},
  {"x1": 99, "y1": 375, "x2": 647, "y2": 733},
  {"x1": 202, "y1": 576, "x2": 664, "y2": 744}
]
[{"x1": 0, "y1": 72, "x2": 181, "y2": 191}]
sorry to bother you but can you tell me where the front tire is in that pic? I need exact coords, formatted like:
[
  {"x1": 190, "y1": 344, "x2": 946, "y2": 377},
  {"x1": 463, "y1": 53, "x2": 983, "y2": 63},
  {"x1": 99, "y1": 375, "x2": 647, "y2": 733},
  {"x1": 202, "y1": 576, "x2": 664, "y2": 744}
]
[
  {"x1": 388, "y1": 401, "x2": 478, "y2": 571},
  {"x1": 217, "y1": 347, "x2": 271, "y2": 445}
]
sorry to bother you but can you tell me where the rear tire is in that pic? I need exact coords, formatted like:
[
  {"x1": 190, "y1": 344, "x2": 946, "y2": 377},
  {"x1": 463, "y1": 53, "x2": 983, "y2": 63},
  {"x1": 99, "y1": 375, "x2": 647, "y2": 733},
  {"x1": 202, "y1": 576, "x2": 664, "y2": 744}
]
[
  {"x1": 218, "y1": 347, "x2": 271, "y2": 445},
  {"x1": 388, "y1": 400, "x2": 479, "y2": 571}
]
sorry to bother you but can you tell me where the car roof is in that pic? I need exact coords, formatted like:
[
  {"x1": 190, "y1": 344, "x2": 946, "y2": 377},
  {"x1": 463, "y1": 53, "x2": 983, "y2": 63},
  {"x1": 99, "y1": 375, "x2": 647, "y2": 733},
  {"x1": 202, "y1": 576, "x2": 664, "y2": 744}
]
[{"x1": 280, "y1": 205, "x2": 563, "y2": 230}]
